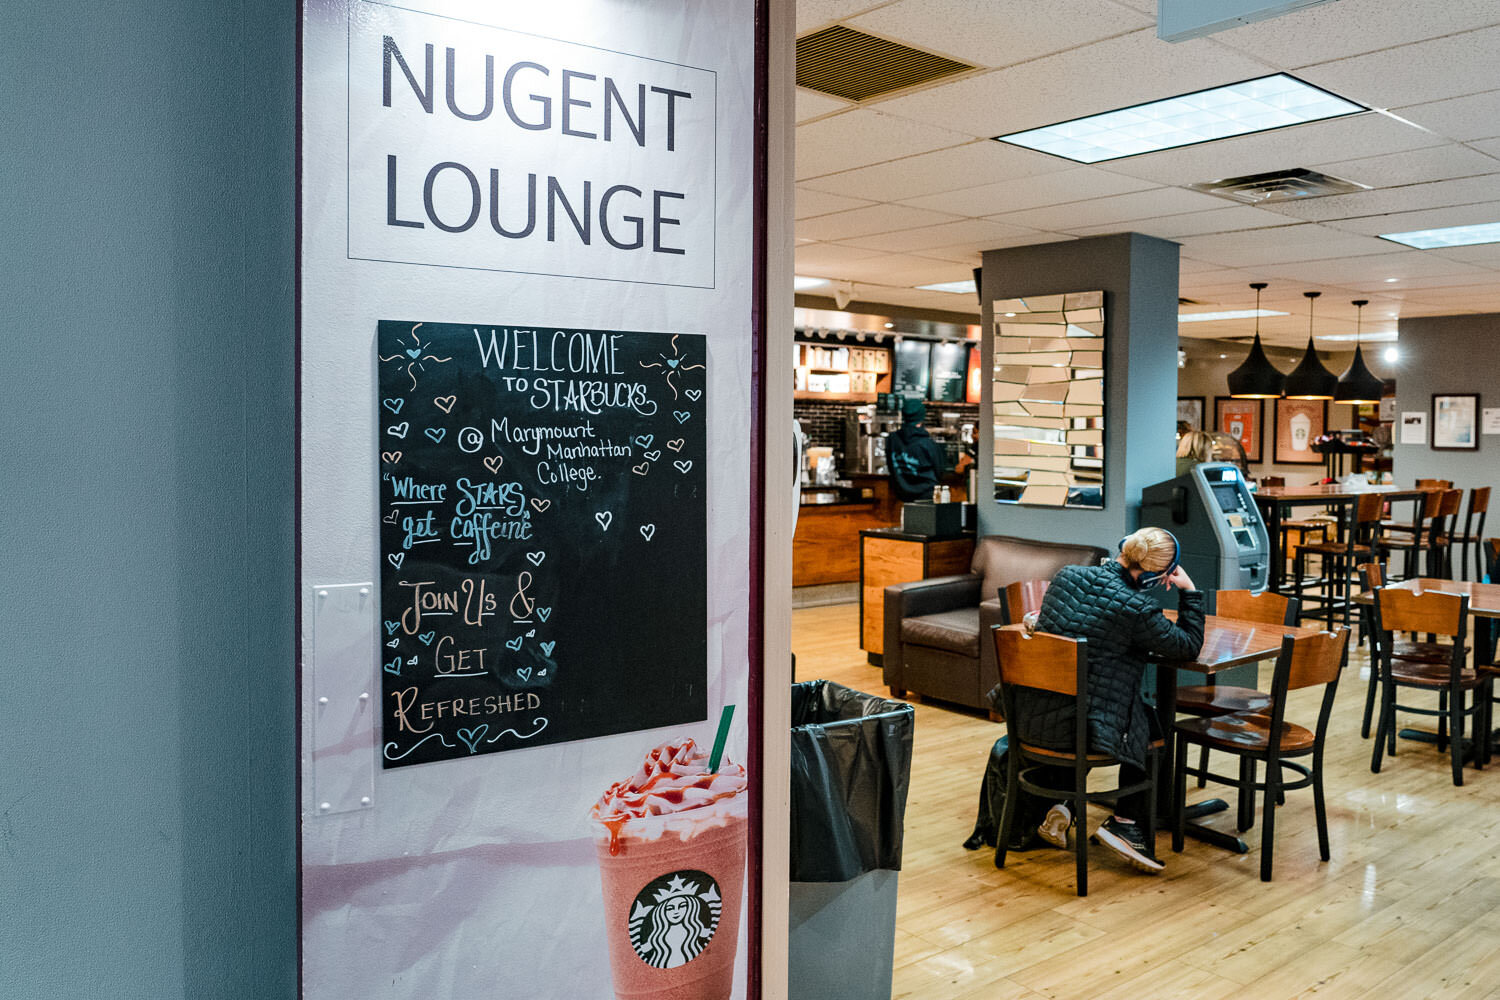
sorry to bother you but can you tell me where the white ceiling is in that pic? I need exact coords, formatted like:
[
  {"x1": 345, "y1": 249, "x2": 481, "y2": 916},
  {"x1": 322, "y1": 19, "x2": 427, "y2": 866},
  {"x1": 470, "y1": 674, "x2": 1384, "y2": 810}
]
[{"x1": 792, "y1": 0, "x2": 1500, "y2": 345}]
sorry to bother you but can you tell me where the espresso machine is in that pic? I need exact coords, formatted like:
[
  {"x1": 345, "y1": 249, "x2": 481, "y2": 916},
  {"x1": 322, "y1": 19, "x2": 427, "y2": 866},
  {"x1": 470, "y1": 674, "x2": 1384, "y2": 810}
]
[{"x1": 844, "y1": 403, "x2": 903, "y2": 474}]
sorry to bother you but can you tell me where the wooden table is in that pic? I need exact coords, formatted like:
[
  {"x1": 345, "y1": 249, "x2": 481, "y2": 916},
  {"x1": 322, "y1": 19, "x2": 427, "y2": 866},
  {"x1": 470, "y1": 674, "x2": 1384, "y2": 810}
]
[
  {"x1": 1254, "y1": 484, "x2": 1428, "y2": 593},
  {"x1": 1156, "y1": 612, "x2": 1326, "y2": 853}
]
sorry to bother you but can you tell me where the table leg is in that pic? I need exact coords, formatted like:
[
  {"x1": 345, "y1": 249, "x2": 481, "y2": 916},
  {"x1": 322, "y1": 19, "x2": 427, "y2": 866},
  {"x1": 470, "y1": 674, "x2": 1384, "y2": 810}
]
[
  {"x1": 1155, "y1": 665, "x2": 1247, "y2": 854},
  {"x1": 1264, "y1": 500, "x2": 1285, "y2": 593}
]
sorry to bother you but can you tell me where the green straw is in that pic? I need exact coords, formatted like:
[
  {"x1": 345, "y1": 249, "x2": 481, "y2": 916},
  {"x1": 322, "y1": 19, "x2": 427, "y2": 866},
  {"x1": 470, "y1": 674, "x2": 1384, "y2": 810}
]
[{"x1": 707, "y1": 705, "x2": 735, "y2": 772}]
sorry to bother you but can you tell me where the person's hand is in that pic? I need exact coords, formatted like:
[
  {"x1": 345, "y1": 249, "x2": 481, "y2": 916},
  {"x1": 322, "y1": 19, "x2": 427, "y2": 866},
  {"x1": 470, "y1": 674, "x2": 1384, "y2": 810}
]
[{"x1": 1164, "y1": 565, "x2": 1195, "y2": 592}]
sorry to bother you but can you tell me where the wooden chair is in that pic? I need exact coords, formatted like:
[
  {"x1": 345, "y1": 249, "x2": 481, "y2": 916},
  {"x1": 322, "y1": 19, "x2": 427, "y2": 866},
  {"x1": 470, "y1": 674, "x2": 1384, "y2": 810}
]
[
  {"x1": 1258, "y1": 475, "x2": 1332, "y2": 576},
  {"x1": 997, "y1": 579, "x2": 1050, "y2": 626},
  {"x1": 1377, "y1": 487, "x2": 1441, "y2": 582},
  {"x1": 1176, "y1": 591, "x2": 1299, "y2": 789},
  {"x1": 1416, "y1": 478, "x2": 1454, "y2": 490},
  {"x1": 1172, "y1": 627, "x2": 1349, "y2": 881},
  {"x1": 1426, "y1": 489, "x2": 1464, "y2": 578},
  {"x1": 1294, "y1": 492, "x2": 1383, "y2": 627},
  {"x1": 1448, "y1": 487, "x2": 1490, "y2": 582},
  {"x1": 1369, "y1": 587, "x2": 1489, "y2": 785},
  {"x1": 991, "y1": 627, "x2": 1161, "y2": 897},
  {"x1": 1357, "y1": 562, "x2": 1457, "y2": 739}
]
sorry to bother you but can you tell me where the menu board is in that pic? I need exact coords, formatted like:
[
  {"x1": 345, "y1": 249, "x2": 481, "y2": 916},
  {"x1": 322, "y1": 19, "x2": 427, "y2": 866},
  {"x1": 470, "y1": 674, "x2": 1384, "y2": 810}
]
[
  {"x1": 928, "y1": 342, "x2": 969, "y2": 403},
  {"x1": 376, "y1": 320, "x2": 708, "y2": 767},
  {"x1": 892, "y1": 340, "x2": 931, "y2": 398}
]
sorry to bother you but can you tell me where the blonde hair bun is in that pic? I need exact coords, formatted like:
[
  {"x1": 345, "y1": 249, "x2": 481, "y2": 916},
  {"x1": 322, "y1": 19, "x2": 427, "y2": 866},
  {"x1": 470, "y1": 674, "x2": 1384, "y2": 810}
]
[{"x1": 1120, "y1": 527, "x2": 1176, "y2": 573}]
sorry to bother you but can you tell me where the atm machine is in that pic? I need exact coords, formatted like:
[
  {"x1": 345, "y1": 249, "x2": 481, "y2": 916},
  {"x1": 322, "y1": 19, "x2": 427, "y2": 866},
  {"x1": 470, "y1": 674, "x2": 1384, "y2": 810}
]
[
  {"x1": 1140, "y1": 462, "x2": 1273, "y2": 691},
  {"x1": 1140, "y1": 462, "x2": 1270, "y2": 594}
]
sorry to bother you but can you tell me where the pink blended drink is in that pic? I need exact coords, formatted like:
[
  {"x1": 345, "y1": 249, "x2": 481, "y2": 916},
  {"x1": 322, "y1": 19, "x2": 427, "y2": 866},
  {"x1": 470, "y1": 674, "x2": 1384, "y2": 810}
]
[{"x1": 592, "y1": 738, "x2": 749, "y2": 1000}]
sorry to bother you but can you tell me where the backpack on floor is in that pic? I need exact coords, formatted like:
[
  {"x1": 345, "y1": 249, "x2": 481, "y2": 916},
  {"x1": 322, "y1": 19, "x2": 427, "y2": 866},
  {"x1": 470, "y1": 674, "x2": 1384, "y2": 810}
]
[{"x1": 962, "y1": 735, "x2": 1055, "y2": 852}]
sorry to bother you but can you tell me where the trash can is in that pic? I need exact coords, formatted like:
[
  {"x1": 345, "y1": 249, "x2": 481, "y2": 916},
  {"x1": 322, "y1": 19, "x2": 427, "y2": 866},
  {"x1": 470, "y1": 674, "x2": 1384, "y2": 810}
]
[{"x1": 788, "y1": 680, "x2": 914, "y2": 1000}]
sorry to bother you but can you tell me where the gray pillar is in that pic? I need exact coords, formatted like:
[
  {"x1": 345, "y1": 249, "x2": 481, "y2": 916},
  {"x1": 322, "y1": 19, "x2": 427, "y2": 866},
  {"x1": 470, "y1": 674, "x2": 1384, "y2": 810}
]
[{"x1": 978, "y1": 233, "x2": 1181, "y2": 550}]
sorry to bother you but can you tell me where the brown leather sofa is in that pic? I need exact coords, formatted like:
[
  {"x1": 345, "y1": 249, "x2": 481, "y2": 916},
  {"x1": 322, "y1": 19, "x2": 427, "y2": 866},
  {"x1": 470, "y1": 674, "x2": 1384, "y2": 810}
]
[{"x1": 882, "y1": 534, "x2": 1109, "y2": 712}]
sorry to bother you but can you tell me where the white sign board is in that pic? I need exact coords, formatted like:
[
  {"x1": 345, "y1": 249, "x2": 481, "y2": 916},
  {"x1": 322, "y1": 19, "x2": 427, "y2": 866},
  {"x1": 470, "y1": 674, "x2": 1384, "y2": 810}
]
[{"x1": 1399, "y1": 411, "x2": 1427, "y2": 445}]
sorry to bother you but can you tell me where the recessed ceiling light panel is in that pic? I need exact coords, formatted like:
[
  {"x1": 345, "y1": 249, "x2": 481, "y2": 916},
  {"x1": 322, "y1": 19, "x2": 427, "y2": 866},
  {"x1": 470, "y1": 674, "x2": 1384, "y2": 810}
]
[
  {"x1": 1380, "y1": 222, "x2": 1500, "y2": 249},
  {"x1": 1179, "y1": 309, "x2": 1288, "y2": 323},
  {"x1": 993, "y1": 74, "x2": 1367, "y2": 164},
  {"x1": 916, "y1": 280, "x2": 977, "y2": 294},
  {"x1": 794, "y1": 275, "x2": 829, "y2": 290}
]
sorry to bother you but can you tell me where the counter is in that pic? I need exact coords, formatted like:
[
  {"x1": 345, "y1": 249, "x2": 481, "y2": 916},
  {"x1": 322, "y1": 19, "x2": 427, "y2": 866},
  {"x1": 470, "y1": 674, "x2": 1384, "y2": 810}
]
[
  {"x1": 792, "y1": 474, "x2": 970, "y2": 587},
  {"x1": 858, "y1": 527, "x2": 975, "y2": 663}
]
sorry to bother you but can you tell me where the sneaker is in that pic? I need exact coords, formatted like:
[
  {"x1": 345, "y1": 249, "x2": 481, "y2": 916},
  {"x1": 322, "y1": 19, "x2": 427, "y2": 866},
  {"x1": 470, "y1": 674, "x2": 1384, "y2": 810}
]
[
  {"x1": 1094, "y1": 818, "x2": 1164, "y2": 874},
  {"x1": 1037, "y1": 804, "x2": 1071, "y2": 849}
]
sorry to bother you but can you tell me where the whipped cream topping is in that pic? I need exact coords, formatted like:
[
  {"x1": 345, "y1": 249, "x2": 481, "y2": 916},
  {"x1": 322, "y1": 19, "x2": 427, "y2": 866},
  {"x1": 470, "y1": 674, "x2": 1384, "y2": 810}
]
[{"x1": 592, "y1": 738, "x2": 747, "y2": 850}]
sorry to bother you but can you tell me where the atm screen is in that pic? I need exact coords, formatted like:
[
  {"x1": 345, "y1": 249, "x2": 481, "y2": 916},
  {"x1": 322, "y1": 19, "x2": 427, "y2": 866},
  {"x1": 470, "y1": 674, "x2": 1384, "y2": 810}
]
[{"x1": 1211, "y1": 483, "x2": 1245, "y2": 513}]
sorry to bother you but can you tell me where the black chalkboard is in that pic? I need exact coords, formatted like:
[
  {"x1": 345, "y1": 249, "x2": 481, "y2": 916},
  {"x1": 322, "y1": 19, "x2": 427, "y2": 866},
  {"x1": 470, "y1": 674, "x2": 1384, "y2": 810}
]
[
  {"x1": 928, "y1": 342, "x2": 968, "y2": 403},
  {"x1": 376, "y1": 320, "x2": 707, "y2": 767},
  {"x1": 892, "y1": 340, "x2": 931, "y2": 397}
]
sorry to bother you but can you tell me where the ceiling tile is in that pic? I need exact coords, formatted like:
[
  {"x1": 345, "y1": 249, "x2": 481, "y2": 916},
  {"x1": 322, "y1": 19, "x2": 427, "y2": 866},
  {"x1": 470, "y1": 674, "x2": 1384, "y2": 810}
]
[
  {"x1": 1325, "y1": 201, "x2": 1500, "y2": 236},
  {"x1": 1296, "y1": 25, "x2": 1500, "y2": 109},
  {"x1": 988, "y1": 187, "x2": 1227, "y2": 230},
  {"x1": 796, "y1": 0, "x2": 889, "y2": 34},
  {"x1": 1065, "y1": 205, "x2": 1290, "y2": 239},
  {"x1": 1468, "y1": 138, "x2": 1500, "y2": 159},
  {"x1": 871, "y1": 29, "x2": 1275, "y2": 139},
  {"x1": 900, "y1": 167, "x2": 1157, "y2": 217},
  {"x1": 838, "y1": 218, "x2": 1049, "y2": 253},
  {"x1": 1259, "y1": 250, "x2": 1490, "y2": 285},
  {"x1": 922, "y1": 233, "x2": 1078, "y2": 259},
  {"x1": 1207, "y1": 0, "x2": 1500, "y2": 69},
  {"x1": 1425, "y1": 242, "x2": 1500, "y2": 267},
  {"x1": 1176, "y1": 224, "x2": 1396, "y2": 268},
  {"x1": 1307, "y1": 143, "x2": 1500, "y2": 188},
  {"x1": 1097, "y1": 112, "x2": 1442, "y2": 186},
  {"x1": 1258, "y1": 174, "x2": 1500, "y2": 223},
  {"x1": 792, "y1": 242, "x2": 892, "y2": 271},
  {"x1": 1365, "y1": 271, "x2": 1500, "y2": 291},
  {"x1": 848, "y1": 0, "x2": 1151, "y2": 70},
  {"x1": 796, "y1": 188, "x2": 878, "y2": 220},
  {"x1": 795, "y1": 87, "x2": 854, "y2": 124},
  {"x1": 1392, "y1": 89, "x2": 1500, "y2": 142},
  {"x1": 831, "y1": 254, "x2": 978, "y2": 286},
  {"x1": 795, "y1": 203, "x2": 964, "y2": 241},
  {"x1": 798, "y1": 140, "x2": 1064, "y2": 202},
  {"x1": 796, "y1": 110, "x2": 972, "y2": 180}
]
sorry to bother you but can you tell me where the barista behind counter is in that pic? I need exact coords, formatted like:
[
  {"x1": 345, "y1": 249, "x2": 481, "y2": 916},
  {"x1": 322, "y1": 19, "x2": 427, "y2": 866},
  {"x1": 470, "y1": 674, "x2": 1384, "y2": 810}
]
[{"x1": 887, "y1": 397, "x2": 972, "y2": 502}]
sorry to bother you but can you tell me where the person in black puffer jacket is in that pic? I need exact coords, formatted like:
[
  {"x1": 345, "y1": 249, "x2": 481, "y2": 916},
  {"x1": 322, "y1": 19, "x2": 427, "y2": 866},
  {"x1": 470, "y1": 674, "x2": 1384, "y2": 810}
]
[{"x1": 1009, "y1": 526, "x2": 1205, "y2": 873}]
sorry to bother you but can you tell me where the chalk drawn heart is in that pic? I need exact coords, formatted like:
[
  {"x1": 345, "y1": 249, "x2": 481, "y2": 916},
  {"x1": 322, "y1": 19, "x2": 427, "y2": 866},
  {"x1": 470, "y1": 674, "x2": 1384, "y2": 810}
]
[
  {"x1": 383, "y1": 510, "x2": 399, "y2": 524},
  {"x1": 457, "y1": 725, "x2": 489, "y2": 754},
  {"x1": 667, "y1": 439, "x2": 685, "y2": 452},
  {"x1": 634, "y1": 434, "x2": 653, "y2": 449},
  {"x1": 382, "y1": 398, "x2": 404, "y2": 414},
  {"x1": 632, "y1": 462, "x2": 650, "y2": 476},
  {"x1": 674, "y1": 411, "x2": 691, "y2": 424},
  {"x1": 531, "y1": 498, "x2": 551, "y2": 513},
  {"x1": 639, "y1": 524, "x2": 656, "y2": 541},
  {"x1": 417, "y1": 632, "x2": 435, "y2": 646},
  {"x1": 644, "y1": 450, "x2": 661, "y2": 462},
  {"x1": 384, "y1": 621, "x2": 400, "y2": 635},
  {"x1": 484, "y1": 455, "x2": 503, "y2": 474},
  {"x1": 381, "y1": 451, "x2": 402, "y2": 465},
  {"x1": 387, "y1": 421, "x2": 409, "y2": 438},
  {"x1": 667, "y1": 358, "x2": 679, "y2": 368},
  {"x1": 407, "y1": 655, "x2": 417, "y2": 665},
  {"x1": 525, "y1": 551, "x2": 545, "y2": 566},
  {"x1": 387, "y1": 552, "x2": 405, "y2": 570},
  {"x1": 540, "y1": 641, "x2": 556, "y2": 657},
  {"x1": 424, "y1": 427, "x2": 446, "y2": 444},
  {"x1": 526, "y1": 629, "x2": 535, "y2": 638},
  {"x1": 674, "y1": 460, "x2": 693, "y2": 474},
  {"x1": 433, "y1": 395, "x2": 457, "y2": 413},
  {"x1": 386, "y1": 638, "x2": 400, "y2": 648},
  {"x1": 686, "y1": 389, "x2": 702, "y2": 401},
  {"x1": 406, "y1": 348, "x2": 421, "y2": 358},
  {"x1": 506, "y1": 636, "x2": 524, "y2": 651},
  {"x1": 595, "y1": 511, "x2": 612, "y2": 531},
  {"x1": 516, "y1": 666, "x2": 532, "y2": 682},
  {"x1": 538, "y1": 669, "x2": 548, "y2": 677},
  {"x1": 383, "y1": 657, "x2": 402, "y2": 676},
  {"x1": 536, "y1": 607, "x2": 551, "y2": 622}
]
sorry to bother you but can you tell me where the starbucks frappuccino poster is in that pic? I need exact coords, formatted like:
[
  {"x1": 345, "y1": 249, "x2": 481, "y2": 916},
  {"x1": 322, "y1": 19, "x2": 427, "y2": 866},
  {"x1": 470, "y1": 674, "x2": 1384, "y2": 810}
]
[{"x1": 298, "y1": 1, "x2": 759, "y2": 998}]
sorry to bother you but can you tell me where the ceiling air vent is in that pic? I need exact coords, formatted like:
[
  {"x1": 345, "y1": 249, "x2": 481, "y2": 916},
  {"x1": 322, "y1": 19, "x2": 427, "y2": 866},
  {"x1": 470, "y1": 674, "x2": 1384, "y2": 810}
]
[
  {"x1": 796, "y1": 26, "x2": 973, "y2": 103},
  {"x1": 1190, "y1": 168, "x2": 1368, "y2": 205}
]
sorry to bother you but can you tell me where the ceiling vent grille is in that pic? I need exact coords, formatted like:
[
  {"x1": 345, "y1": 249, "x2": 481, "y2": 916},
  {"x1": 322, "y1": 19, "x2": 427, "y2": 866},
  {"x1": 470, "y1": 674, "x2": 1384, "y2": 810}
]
[
  {"x1": 796, "y1": 26, "x2": 973, "y2": 103},
  {"x1": 1190, "y1": 168, "x2": 1368, "y2": 204}
]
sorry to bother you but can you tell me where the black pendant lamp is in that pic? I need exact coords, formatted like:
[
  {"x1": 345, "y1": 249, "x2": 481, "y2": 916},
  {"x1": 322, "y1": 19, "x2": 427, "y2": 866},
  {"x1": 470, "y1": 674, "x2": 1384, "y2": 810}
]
[
  {"x1": 1226, "y1": 282, "x2": 1285, "y2": 399},
  {"x1": 1334, "y1": 299, "x2": 1384, "y2": 405},
  {"x1": 1282, "y1": 291, "x2": 1337, "y2": 400}
]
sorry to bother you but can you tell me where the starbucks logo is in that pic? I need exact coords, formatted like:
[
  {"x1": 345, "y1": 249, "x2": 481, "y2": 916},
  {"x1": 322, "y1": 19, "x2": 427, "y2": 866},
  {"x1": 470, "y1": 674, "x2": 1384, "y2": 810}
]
[{"x1": 627, "y1": 869, "x2": 723, "y2": 969}]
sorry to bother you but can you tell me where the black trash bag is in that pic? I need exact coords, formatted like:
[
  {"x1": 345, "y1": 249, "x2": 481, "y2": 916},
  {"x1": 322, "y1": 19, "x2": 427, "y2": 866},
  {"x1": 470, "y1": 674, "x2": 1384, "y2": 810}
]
[
  {"x1": 790, "y1": 680, "x2": 914, "y2": 883},
  {"x1": 962, "y1": 735, "x2": 1055, "y2": 852}
]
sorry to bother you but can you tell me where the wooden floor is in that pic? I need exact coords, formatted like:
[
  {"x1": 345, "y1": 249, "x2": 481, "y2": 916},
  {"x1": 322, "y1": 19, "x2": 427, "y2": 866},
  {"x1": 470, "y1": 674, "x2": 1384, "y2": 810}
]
[{"x1": 792, "y1": 602, "x2": 1500, "y2": 1000}]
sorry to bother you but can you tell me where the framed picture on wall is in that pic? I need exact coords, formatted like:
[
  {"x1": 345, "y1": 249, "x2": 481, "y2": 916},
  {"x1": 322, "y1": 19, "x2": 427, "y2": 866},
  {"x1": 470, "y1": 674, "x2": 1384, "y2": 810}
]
[
  {"x1": 1177, "y1": 396, "x2": 1205, "y2": 431},
  {"x1": 1432, "y1": 393, "x2": 1479, "y2": 450},
  {"x1": 1273, "y1": 398, "x2": 1327, "y2": 465},
  {"x1": 1214, "y1": 396, "x2": 1263, "y2": 464}
]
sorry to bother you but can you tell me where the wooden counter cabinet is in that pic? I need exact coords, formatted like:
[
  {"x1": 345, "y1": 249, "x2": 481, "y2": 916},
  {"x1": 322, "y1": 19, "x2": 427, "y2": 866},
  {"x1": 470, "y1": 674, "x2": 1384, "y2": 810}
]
[{"x1": 859, "y1": 528, "x2": 975, "y2": 664}]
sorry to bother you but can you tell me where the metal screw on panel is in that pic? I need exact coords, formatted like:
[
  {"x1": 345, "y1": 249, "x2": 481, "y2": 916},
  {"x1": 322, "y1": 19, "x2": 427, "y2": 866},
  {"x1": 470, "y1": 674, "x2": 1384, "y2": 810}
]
[
  {"x1": 319, "y1": 802, "x2": 331, "y2": 811},
  {"x1": 359, "y1": 692, "x2": 370, "y2": 702},
  {"x1": 318, "y1": 697, "x2": 328, "y2": 705},
  {"x1": 361, "y1": 797, "x2": 372, "y2": 806}
]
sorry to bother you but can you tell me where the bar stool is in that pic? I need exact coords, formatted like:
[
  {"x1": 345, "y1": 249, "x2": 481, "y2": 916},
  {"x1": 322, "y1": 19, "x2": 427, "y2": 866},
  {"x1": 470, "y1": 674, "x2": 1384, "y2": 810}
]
[
  {"x1": 1426, "y1": 489, "x2": 1463, "y2": 578},
  {"x1": 1357, "y1": 562, "x2": 1459, "y2": 739},
  {"x1": 1294, "y1": 492, "x2": 1383, "y2": 627},
  {"x1": 1449, "y1": 487, "x2": 1490, "y2": 582},
  {"x1": 1378, "y1": 488, "x2": 1441, "y2": 582},
  {"x1": 1259, "y1": 475, "x2": 1331, "y2": 580}
]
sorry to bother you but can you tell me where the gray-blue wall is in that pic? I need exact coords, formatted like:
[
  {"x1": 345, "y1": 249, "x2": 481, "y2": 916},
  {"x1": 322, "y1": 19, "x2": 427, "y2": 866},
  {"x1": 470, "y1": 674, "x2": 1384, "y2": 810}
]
[
  {"x1": 1, "y1": 5, "x2": 296, "y2": 997},
  {"x1": 1391, "y1": 313, "x2": 1499, "y2": 490},
  {"x1": 978, "y1": 233, "x2": 1181, "y2": 551}
]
